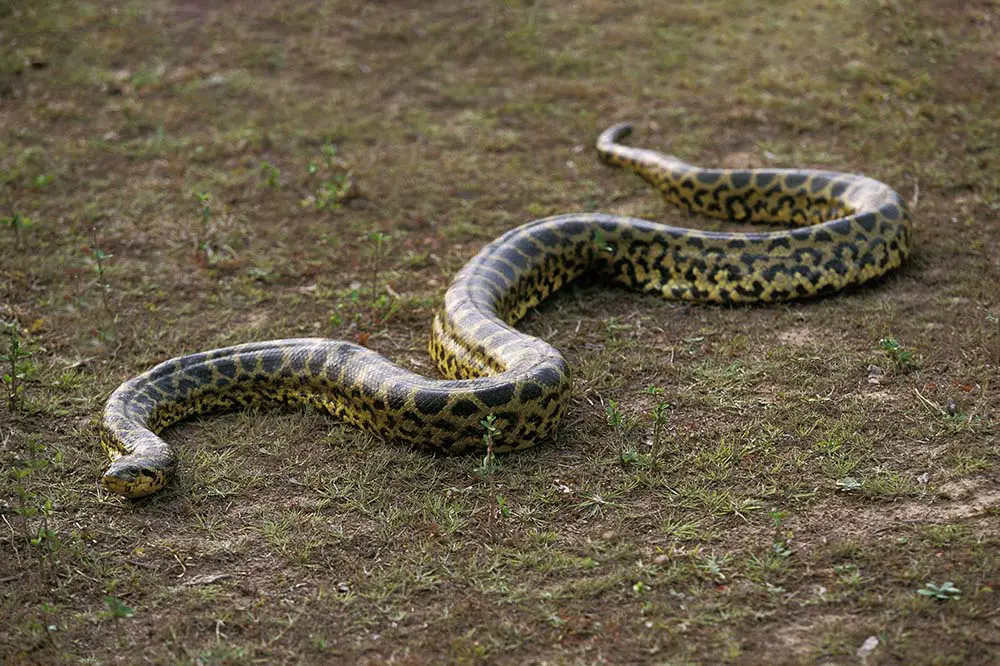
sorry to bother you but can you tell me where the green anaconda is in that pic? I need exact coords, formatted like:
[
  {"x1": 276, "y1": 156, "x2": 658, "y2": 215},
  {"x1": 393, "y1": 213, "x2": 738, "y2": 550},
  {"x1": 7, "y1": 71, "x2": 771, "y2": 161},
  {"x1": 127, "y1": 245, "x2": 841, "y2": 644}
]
[{"x1": 100, "y1": 123, "x2": 912, "y2": 498}]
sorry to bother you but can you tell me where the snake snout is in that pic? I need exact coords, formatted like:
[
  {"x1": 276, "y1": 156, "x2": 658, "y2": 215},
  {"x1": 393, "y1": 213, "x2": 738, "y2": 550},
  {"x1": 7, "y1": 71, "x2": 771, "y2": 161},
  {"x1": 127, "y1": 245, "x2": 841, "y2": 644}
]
[{"x1": 102, "y1": 455, "x2": 169, "y2": 498}]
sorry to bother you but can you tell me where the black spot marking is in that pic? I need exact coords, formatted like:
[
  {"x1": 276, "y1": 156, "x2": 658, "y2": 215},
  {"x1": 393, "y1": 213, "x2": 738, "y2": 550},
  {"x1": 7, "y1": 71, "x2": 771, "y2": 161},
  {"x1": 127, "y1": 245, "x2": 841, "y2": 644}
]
[
  {"x1": 260, "y1": 353, "x2": 282, "y2": 375},
  {"x1": 387, "y1": 386, "x2": 409, "y2": 411},
  {"x1": 214, "y1": 359, "x2": 237, "y2": 379},
  {"x1": 784, "y1": 174, "x2": 807, "y2": 189},
  {"x1": 789, "y1": 227, "x2": 813, "y2": 241},
  {"x1": 755, "y1": 172, "x2": 776, "y2": 188},
  {"x1": 793, "y1": 248, "x2": 824, "y2": 265},
  {"x1": 854, "y1": 213, "x2": 877, "y2": 232},
  {"x1": 533, "y1": 363, "x2": 567, "y2": 389},
  {"x1": 558, "y1": 219, "x2": 587, "y2": 235},
  {"x1": 827, "y1": 218, "x2": 853, "y2": 236},
  {"x1": 512, "y1": 235, "x2": 541, "y2": 257},
  {"x1": 519, "y1": 382, "x2": 543, "y2": 402},
  {"x1": 823, "y1": 259, "x2": 849, "y2": 276},
  {"x1": 451, "y1": 399, "x2": 478, "y2": 417},
  {"x1": 496, "y1": 246, "x2": 528, "y2": 270},
  {"x1": 879, "y1": 203, "x2": 900, "y2": 221},
  {"x1": 735, "y1": 281, "x2": 765, "y2": 299},
  {"x1": 288, "y1": 353, "x2": 307, "y2": 373},
  {"x1": 307, "y1": 352, "x2": 326, "y2": 375},
  {"x1": 808, "y1": 176, "x2": 831, "y2": 194},
  {"x1": 730, "y1": 171, "x2": 751, "y2": 189},
  {"x1": 696, "y1": 171, "x2": 721, "y2": 185},
  {"x1": 474, "y1": 382, "x2": 516, "y2": 408},
  {"x1": 414, "y1": 389, "x2": 450, "y2": 415},
  {"x1": 532, "y1": 227, "x2": 560, "y2": 247},
  {"x1": 186, "y1": 364, "x2": 215, "y2": 386},
  {"x1": 177, "y1": 377, "x2": 200, "y2": 395},
  {"x1": 486, "y1": 259, "x2": 517, "y2": 284},
  {"x1": 724, "y1": 195, "x2": 752, "y2": 222}
]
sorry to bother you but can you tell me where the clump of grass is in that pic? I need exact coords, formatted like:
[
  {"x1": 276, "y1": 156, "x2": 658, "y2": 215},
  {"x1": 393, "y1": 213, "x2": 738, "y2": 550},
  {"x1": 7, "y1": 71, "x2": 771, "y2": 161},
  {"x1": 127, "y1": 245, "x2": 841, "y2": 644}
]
[
  {"x1": 644, "y1": 385, "x2": 672, "y2": 460},
  {"x1": 2, "y1": 320, "x2": 35, "y2": 412},
  {"x1": 259, "y1": 160, "x2": 281, "y2": 189},
  {"x1": 192, "y1": 191, "x2": 239, "y2": 266},
  {"x1": 367, "y1": 230, "x2": 393, "y2": 330},
  {"x1": 606, "y1": 399, "x2": 625, "y2": 444},
  {"x1": 9, "y1": 435, "x2": 62, "y2": 582},
  {"x1": 475, "y1": 413, "x2": 500, "y2": 479},
  {"x1": 103, "y1": 596, "x2": 137, "y2": 619},
  {"x1": 475, "y1": 414, "x2": 509, "y2": 521},
  {"x1": 916, "y1": 581, "x2": 961, "y2": 601},
  {"x1": 88, "y1": 228, "x2": 117, "y2": 338},
  {"x1": 768, "y1": 508, "x2": 794, "y2": 560},
  {"x1": 339, "y1": 230, "x2": 398, "y2": 343},
  {"x1": 2, "y1": 211, "x2": 33, "y2": 247},
  {"x1": 879, "y1": 336, "x2": 919, "y2": 372},
  {"x1": 304, "y1": 143, "x2": 355, "y2": 211}
]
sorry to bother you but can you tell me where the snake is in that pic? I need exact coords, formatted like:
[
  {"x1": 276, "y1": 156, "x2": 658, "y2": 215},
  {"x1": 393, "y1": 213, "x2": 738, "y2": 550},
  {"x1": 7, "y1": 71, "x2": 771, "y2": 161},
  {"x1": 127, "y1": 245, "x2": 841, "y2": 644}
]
[{"x1": 100, "y1": 123, "x2": 912, "y2": 498}]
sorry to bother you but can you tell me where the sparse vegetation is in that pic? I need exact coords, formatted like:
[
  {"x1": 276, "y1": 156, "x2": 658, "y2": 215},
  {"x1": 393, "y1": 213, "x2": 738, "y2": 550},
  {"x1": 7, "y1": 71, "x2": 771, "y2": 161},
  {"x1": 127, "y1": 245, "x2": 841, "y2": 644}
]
[
  {"x1": 1, "y1": 0, "x2": 998, "y2": 663},
  {"x1": 2, "y1": 321, "x2": 35, "y2": 412},
  {"x1": 879, "y1": 336, "x2": 920, "y2": 373},
  {"x1": 259, "y1": 161, "x2": 281, "y2": 190},
  {"x1": 305, "y1": 143, "x2": 355, "y2": 211},
  {"x1": 2, "y1": 211, "x2": 33, "y2": 247}
]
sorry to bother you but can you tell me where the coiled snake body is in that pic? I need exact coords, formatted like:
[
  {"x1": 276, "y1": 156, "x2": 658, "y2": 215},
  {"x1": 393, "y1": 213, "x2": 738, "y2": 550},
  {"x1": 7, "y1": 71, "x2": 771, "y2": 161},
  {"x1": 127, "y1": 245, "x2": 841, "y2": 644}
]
[{"x1": 101, "y1": 124, "x2": 912, "y2": 497}]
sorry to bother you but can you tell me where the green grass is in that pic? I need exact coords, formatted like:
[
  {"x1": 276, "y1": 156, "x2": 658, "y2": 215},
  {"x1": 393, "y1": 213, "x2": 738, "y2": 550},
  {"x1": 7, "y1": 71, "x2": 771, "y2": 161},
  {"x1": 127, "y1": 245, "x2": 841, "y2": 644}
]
[{"x1": 2, "y1": 0, "x2": 999, "y2": 663}]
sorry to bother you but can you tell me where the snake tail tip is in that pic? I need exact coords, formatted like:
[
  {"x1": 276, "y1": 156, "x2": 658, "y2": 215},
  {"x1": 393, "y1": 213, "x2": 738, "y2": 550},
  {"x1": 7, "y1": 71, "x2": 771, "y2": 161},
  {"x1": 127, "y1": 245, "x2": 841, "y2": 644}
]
[{"x1": 600, "y1": 122, "x2": 634, "y2": 144}]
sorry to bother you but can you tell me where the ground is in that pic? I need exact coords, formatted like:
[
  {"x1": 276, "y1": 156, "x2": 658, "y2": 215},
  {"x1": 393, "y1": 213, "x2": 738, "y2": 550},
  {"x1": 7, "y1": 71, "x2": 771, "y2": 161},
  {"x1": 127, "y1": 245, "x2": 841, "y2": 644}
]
[{"x1": 1, "y1": 0, "x2": 998, "y2": 664}]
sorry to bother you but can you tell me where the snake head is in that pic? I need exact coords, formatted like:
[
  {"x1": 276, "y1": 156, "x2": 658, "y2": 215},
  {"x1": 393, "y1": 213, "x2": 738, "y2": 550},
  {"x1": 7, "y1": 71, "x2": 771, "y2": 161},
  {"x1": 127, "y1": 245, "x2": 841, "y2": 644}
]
[{"x1": 102, "y1": 452, "x2": 174, "y2": 499}]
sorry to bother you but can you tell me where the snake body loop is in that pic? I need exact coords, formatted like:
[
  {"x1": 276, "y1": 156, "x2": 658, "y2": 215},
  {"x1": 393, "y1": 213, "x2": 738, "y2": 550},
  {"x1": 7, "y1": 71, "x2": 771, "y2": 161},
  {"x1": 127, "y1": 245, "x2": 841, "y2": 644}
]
[{"x1": 100, "y1": 124, "x2": 912, "y2": 497}]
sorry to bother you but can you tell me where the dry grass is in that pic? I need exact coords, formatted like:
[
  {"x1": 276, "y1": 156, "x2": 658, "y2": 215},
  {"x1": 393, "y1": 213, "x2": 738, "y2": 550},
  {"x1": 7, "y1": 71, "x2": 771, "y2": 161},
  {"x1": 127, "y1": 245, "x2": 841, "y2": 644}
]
[{"x1": 1, "y1": 0, "x2": 998, "y2": 663}]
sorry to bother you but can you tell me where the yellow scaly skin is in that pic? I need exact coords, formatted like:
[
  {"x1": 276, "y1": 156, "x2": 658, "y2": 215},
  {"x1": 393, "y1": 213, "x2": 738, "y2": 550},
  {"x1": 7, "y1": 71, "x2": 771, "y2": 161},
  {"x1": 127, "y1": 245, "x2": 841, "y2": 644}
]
[{"x1": 100, "y1": 123, "x2": 912, "y2": 498}]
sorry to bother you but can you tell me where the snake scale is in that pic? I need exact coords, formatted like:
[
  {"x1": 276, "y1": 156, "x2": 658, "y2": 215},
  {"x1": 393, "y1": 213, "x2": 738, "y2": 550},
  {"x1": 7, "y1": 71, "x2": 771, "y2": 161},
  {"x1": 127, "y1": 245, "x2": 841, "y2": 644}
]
[{"x1": 100, "y1": 123, "x2": 912, "y2": 498}]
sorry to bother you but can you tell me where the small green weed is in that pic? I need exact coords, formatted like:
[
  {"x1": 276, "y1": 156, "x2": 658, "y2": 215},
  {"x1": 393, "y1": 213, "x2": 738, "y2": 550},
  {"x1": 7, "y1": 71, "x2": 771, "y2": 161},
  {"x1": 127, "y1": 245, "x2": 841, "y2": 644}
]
[
  {"x1": 192, "y1": 191, "x2": 238, "y2": 266},
  {"x1": 2, "y1": 321, "x2": 36, "y2": 412},
  {"x1": 606, "y1": 399, "x2": 628, "y2": 458},
  {"x1": 305, "y1": 143, "x2": 355, "y2": 210},
  {"x1": 916, "y1": 581, "x2": 961, "y2": 601},
  {"x1": 879, "y1": 336, "x2": 919, "y2": 372},
  {"x1": 88, "y1": 232, "x2": 117, "y2": 336},
  {"x1": 2, "y1": 211, "x2": 33, "y2": 247},
  {"x1": 366, "y1": 230, "x2": 394, "y2": 330},
  {"x1": 474, "y1": 414, "x2": 510, "y2": 520},
  {"x1": 836, "y1": 476, "x2": 862, "y2": 492},
  {"x1": 33, "y1": 173, "x2": 54, "y2": 188},
  {"x1": 644, "y1": 385, "x2": 672, "y2": 459},
  {"x1": 103, "y1": 596, "x2": 137, "y2": 619},
  {"x1": 475, "y1": 414, "x2": 500, "y2": 478},
  {"x1": 259, "y1": 161, "x2": 281, "y2": 189},
  {"x1": 9, "y1": 436, "x2": 62, "y2": 581}
]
